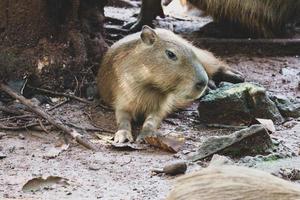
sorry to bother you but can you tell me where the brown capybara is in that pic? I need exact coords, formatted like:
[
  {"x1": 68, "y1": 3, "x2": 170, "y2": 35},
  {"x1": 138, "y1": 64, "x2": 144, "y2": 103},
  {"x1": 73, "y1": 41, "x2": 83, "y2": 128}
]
[
  {"x1": 167, "y1": 165, "x2": 300, "y2": 200},
  {"x1": 127, "y1": 0, "x2": 300, "y2": 37},
  {"x1": 97, "y1": 26, "x2": 243, "y2": 143}
]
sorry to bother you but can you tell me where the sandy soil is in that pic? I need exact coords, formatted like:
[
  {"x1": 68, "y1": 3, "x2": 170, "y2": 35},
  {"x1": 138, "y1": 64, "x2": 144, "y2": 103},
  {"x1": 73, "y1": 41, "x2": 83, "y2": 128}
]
[{"x1": 1, "y1": 2, "x2": 300, "y2": 200}]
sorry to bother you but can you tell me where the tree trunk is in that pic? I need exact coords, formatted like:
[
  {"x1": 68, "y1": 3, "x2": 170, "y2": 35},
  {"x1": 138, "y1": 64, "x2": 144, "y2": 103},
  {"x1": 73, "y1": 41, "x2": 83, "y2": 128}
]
[{"x1": 0, "y1": 0, "x2": 108, "y2": 93}]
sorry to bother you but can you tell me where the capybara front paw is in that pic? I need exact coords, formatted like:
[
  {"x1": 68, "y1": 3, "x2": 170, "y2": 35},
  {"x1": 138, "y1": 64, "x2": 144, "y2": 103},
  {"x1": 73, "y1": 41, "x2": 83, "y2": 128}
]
[{"x1": 114, "y1": 130, "x2": 134, "y2": 143}]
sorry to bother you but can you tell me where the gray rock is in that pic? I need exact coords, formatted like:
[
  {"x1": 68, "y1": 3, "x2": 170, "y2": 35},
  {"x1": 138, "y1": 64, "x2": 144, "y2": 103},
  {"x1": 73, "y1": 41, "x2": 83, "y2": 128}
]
[
  {"x1": 198, "y1": 82, "x2": 284, "y2": 125},
  {"x1": 270, "y1": 94, "x2": 300, "y2": 118},
  {"x1": 191, "y1": 125, "x2": 273, "y2": 161}
]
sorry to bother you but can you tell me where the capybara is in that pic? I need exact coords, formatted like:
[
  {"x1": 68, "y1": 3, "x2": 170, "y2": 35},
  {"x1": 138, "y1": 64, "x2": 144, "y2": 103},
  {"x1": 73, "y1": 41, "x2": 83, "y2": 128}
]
[
  {"x1": 128, "y1": 0, "x2": 300, "y2": 37},
  {"x1": 97, "y1": 26, "x2": 243, "y2": 143},
  {"x1": 167, "y1": 165, "x2": 300, "y2": 200},
  {"x1": 189, "y1": 0, "x2": 300, "y2": 37}
]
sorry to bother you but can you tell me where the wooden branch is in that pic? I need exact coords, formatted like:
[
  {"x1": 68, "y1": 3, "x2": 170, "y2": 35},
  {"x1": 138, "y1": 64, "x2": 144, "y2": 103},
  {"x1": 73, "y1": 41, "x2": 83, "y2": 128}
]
[
  {"x1": 192, "y1": 38, "x2": 300, "y2": 45},
  {"x1": 65, "y1": 122, "x2": 114, "y2": 133},
  {"x1": 27, "y1": 86, "x2": 91, "y2": 104},
  {"x1": 0, "y1": 122, "x2": 41, "y2": 130},
  {"x1": 0, "y1": 114, "x2": 35, "y2": 121},
  {"x1": 0, "y1": 83, "x2": 97, "y2": 151}
]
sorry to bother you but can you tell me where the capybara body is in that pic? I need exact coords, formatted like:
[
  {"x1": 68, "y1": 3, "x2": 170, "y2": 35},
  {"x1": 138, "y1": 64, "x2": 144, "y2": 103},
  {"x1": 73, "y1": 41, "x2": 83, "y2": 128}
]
[
  {"x1": 188, "y1": 0, "x2": 300, "y2": 37},
  {"x1": 97, "y1": 26, "x2": 243, "y2": 143},
  {"x1": 128, "y1": 0, "x2": 300, "y2": 37},
  {"x1": 167, "y1": 165, "x2": 300, "y2": 200}
]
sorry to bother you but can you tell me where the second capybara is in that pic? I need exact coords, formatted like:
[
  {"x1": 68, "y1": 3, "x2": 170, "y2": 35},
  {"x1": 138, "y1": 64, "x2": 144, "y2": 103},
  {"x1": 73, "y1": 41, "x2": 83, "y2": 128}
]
[
  {"x1": 97, "y1": 26, "x2": 243, "y2": 143},
  {"x1": 126, "y1": 0, "x2": 300, "y2": 37},
  {"x1": 167, "y1": 165, "x2": 300, "y2": 200}
]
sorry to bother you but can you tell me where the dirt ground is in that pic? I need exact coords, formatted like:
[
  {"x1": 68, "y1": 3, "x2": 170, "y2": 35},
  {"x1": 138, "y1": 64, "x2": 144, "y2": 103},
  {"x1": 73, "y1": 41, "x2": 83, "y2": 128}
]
[{"x1": 1, "y1": 2, "x2": 300, "y2": 200}]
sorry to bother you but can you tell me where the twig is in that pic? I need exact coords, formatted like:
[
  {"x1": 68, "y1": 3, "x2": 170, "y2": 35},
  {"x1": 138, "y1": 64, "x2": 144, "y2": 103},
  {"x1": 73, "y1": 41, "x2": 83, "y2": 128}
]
[
  {"x1": 47, "y1": 99, "x2": 70, "y2": 111},
  {"x1": 191, "y1": 38, "x2": 300, "y2": 45},
  {"x1": 0, "y1": 83, "x2": 97, "y2": 151},
  {"x1": 0, "y1": 114, "x2": 35, "y2": 121},
  {"x1": 27, "y1": 86, "x2": 91, "y2": 104},
  {"x1": 206, "y1": 124, "x2": 247, "y2": 129},
  {"x1": 38, "y1": 119, "x2": 50, "y2": 134},
  {"x1": 0, "y1": 122, "x2": 41, "y2": 130},
  {"x1": 65, "y1": 122, "x2": 114, "y2": 133}
]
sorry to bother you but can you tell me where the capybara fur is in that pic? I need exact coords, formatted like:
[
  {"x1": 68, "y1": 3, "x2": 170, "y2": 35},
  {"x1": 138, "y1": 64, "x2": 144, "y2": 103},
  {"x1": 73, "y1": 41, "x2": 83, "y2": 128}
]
[
  {"x1": 167, "y1": 165, "x2": 300, "y2": 200},
  {"x1": 97, "y1": 26, "x2": 243, "y2": 143},
  {"x1": 188, "y1": 0, "x2": 300, "y2": 37}
]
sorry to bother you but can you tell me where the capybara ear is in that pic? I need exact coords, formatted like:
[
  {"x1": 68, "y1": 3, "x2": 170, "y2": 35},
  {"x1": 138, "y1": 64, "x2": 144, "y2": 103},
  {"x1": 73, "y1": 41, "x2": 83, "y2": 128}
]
[{"x1": 141, "y1": 25, "x2": 157, "y2": 45}]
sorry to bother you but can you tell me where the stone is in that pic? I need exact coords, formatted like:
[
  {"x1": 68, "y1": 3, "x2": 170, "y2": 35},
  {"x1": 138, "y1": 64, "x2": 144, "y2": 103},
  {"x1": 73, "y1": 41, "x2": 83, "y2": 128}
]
[
  {"x1": 191, "y1": 125, "x2": 273, "y2": 161},
  {"x1": 270, "y1": 94, "x2": 300, "y2": 118},
  {"x1": 198, "y1": 82, "x2": 284, "y2": 125}
]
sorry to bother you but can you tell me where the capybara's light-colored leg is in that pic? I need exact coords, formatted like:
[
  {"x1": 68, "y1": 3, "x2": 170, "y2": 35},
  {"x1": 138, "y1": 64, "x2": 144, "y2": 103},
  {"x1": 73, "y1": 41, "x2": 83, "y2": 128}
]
[
  {"x1": 114, "y1": 109, "x2": 134, "y2": 143},
  {"x1": 137, "y1": 113, "x2": 164, "y2": 142},
  {"x1": 192, "y1": 47, "x2": 244, "y2": 83}
]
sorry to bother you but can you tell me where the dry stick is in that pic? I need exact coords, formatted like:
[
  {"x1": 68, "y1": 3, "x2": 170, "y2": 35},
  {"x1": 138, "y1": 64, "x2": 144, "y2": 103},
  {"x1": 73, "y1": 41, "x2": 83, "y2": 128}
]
[
  {"x1": 27, "y1": 86, "x2": 91, "y2": 104},
  {"x1": 0, "y1": 114, "x2": 35, "y2": 121},
  {"x1": 47, "y1": 99, "x2": 70, "y2": 111},
  {"x1": 0, "y1": 122, "x2": 41, "y2": 130},
  {"x1": 0, "y1": 83, "x2": 97, "y2": 150},
  {"x1": 193, "y1": 38, "x2": 300, "y2": 45},
  {"x1": 65, "y1": 122, "x2": 114, "y2": 133}
]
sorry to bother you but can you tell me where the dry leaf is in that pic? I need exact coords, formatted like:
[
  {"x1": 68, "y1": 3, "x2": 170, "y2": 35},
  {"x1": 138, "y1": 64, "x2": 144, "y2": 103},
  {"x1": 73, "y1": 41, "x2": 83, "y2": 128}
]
[
  {"x1": 145, "y1": 134, "x2": 185, "y2": 153},
  {"x1": 22, "y1": 176, "x2": 69, "y2": 192}
]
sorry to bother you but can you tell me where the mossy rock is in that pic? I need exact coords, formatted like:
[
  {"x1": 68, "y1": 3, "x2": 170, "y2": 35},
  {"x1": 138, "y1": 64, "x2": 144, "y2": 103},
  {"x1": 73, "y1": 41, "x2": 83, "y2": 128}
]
[{"x1": 198, "y1": 82, "x2": 284, "y2": 125}]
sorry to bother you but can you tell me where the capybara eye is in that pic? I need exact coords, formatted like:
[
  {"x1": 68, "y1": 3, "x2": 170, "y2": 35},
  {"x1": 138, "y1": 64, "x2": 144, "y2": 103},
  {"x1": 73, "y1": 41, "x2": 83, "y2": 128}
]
[{"x1": 165, "y1": 50, "x2": 177, "y2": 61}]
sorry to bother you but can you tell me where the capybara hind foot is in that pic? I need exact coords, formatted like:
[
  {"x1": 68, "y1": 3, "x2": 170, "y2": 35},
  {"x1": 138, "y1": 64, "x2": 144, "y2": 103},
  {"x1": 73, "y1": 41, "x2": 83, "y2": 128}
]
[{"x1": 114, "y1": 130, "x2": 134, "y2": 143}]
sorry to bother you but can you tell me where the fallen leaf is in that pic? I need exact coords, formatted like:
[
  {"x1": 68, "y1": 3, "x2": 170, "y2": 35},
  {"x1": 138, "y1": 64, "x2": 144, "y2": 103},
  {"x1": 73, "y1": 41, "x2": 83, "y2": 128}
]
[
  {"x1": 22, "y1": 176, "x2": 69, "y2": 192},
  {"x1": 43, "y1": 144, "x2": 69, "y2": 159},
  {"x1": 145, "y1": 134, "x2": 185, "y2": 153},
  {"x1": 254, "y1": 118, "x2": 276, "y2": 133}
]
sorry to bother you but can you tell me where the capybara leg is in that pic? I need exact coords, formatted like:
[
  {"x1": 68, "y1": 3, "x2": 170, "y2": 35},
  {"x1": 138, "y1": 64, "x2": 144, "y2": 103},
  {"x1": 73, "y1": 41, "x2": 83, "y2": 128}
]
[
  {"x1": 123, "y1": 0, "x2": 163, "y2": 32},
  {"x1": 193, "y1": 47, "x2": 244, "y2": 84},
  {"x1": 114, "y1": 110, "x2": 134, "y2": 143},
  {"x1": 136, "y1": 114, "x2": 163, "y2": 142}
]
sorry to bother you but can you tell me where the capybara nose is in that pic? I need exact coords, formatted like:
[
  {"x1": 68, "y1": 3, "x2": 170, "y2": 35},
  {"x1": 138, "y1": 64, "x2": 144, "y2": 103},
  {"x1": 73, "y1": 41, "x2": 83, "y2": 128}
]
[{"x1": 195, "y1": 80, "x2": 207, "y2": 90}]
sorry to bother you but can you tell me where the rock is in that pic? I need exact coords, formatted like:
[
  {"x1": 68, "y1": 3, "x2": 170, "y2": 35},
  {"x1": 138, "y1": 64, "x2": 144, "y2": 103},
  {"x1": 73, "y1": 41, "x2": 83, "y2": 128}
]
[
  {"x1": 191, "y1": 125, "x2": 273, "y2": 161},
  {"x1": 209, "y1": 154, "x2": 234, "y2": 166},
  {"x1": 198, "y1": 82, "x2": 283, "y2": 125},
  {"x1": 152, "y1": 161, "x2": 187, "y2": 176},
  {"x1": 270, "y1": 94, "x2": 300, "y2": 118},
  {"x1": 0, "y1": 152, "x2": 7, "y2": 159},
  {"x1": 18, "y1": 134, "x2": 25, "y2": 140},
  {"x1": 0, "y1": 132, "x2": 7, "y2": 139},
  {"x1": 277, "y1": 168, "x2": 300, "y2": 181}
]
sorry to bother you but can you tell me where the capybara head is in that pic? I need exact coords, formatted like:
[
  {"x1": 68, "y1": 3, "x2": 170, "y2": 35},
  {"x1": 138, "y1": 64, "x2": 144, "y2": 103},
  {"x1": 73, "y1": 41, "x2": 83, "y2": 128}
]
[{"x1": 130, "y1": 26, "x2": 208, "y2": 102}]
